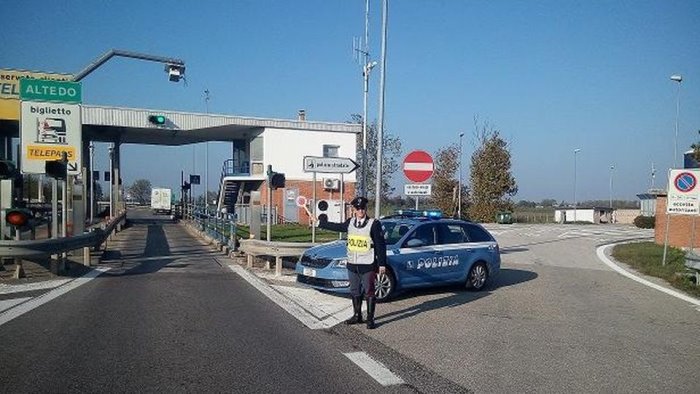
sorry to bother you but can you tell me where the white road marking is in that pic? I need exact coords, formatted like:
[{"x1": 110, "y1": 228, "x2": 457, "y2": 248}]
[
  {"x1": 0, "y1": 279, "x2": 71, "y2": 295},
  {"x1": 0, "y1": 297, "x2": 31, "y2": 313},
  {"x1": 596, "y1": 244, "x2": 700, "y2": 307},
  {"x1": 0, "y1": 267, "x2": 111, "y2": 327},
  {"x1": 344, "y1": 351, "x2": 405, "y2": 386},
  {"x1": 226, "y1": 263, "x2": 348, "y2": 329}
]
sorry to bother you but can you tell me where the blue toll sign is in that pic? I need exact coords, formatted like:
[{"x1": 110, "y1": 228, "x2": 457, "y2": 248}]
[{"x1": 674, "y1": 172, "x2": 697, "y2": 193}]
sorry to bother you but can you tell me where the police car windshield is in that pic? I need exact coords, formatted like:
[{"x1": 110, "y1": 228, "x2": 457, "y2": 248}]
[{"x1": 382, "y1": 221, "x2": 415, "y2": 245}]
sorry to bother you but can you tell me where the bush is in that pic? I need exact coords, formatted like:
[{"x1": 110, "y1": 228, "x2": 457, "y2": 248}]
[{"x1": 633, "y1": 215, "x2": 655, "y2": 229}]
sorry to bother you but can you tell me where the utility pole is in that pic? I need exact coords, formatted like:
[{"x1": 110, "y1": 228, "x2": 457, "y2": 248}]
[
  {"x1": 204, "y1": 89, "x2": 210, "y2": 214},
  {"x1": 374, "y1": 0, "x2": 388, "y2": 218}
]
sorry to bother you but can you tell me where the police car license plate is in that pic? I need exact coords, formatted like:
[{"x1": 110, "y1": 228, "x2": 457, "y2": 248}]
[{"x1": 303, "y1": 268, "x2": 316, "y2": 277}]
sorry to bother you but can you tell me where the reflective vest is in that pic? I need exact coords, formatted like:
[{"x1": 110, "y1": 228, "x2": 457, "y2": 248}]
[{"x1": 347, "y1": 218, "x2": 375, "y2": 265}]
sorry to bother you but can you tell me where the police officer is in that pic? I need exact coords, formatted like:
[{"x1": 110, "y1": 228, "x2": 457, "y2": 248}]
[{"x1": 314, "y1": 196, "x2": 386, "y2": 329}]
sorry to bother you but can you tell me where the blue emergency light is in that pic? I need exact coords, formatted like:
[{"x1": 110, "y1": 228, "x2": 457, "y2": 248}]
[{"x1": 395, "y1": 209, "x2": 443, "y2": 218}]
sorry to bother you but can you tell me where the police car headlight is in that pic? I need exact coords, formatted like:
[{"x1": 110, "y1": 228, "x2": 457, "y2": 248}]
[{"x1": 333, "y1": 258, "x2": 348, "y2": 268}]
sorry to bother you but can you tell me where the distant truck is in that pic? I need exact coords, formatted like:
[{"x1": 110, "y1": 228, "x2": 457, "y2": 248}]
[{"x1": 151, "y1": 188, "x2": 172, "y2": 215}]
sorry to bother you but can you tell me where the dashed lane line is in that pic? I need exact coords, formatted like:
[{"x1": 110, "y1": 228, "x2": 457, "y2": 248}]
[
  {"x1": 596, "y1": 244, "x2": 700, "y2": 308},
  {"x1": 344, "y1": 351, "x2": 405, "y2": 386}
]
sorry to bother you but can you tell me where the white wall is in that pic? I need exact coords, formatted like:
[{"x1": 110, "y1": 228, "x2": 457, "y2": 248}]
[
  {"x1": 554, "y1": 209, "x2": 595, "y2": 223},
  {"x1": 263, "y1": 127, "x2": 357, "y2": 181}
]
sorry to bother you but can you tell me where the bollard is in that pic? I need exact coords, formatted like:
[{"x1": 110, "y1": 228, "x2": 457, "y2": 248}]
[{"x1": 83, "y1": 246, "x2": 91, "y2": 266}]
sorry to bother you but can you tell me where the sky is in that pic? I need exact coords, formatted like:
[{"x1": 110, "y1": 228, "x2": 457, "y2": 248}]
[{"x1": 2, "y1": 0, "x2": 699, "y2": 203}]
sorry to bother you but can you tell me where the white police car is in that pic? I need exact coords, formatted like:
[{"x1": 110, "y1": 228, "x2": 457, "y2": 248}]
[{"x1": 295, "y1": 210, "x2": 501, "y2": 301}]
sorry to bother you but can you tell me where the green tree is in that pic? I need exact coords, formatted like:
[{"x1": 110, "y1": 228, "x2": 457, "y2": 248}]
[
  {"x1": 432, "y1": 143, "x2": 469, "y2": 217},
  {"x1": 468, "y1": 123, "x2": 518, "y2": 222},
  {"x1": 128, "y1": 179, "x2": 152, "y2": 205},
  {"x1": 352, "y1": 114, "x2": 402, "y2": 207},
  {"x1": 540, "y1": 199, "x2": 557, "y2": 207},
  {"x1": 692, "y1": 131, "x2": 700, "y2": 163}
]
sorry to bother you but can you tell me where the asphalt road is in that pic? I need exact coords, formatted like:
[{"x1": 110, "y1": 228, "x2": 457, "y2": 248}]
[
  {"x1": 3, "y1": 214, "x2": 699, "y2": 393},
  {"x1": 0, "y1": 209, "x2": 461, "y2": 393},
  {"x1": 364, "y1": 224, "x2": 700, "y2": 393}
]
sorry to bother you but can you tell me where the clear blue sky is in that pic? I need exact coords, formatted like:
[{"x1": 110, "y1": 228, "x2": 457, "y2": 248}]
[{"x1": 2, "y1": 0, "x2": 699, "y2": 203}]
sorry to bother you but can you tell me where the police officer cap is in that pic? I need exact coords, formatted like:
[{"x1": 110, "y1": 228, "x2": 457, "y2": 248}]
[{"x1": 350, "y1": 196, "x2": 368, "y2": 209}]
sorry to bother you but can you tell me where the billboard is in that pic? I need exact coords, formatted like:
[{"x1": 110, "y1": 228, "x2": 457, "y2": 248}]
[{"x1": 0, "y1": 69, "x2": 73, "y2": 120}]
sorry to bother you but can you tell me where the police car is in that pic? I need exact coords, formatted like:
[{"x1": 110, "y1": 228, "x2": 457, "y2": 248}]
[{"x1": 295, "y1": 210, "x2": 501, "y2": 301}]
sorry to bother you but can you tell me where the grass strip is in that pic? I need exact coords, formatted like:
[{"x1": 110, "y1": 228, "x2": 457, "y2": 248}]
[{"x1": 612, "y1": 242, "x2": 699, "y2": 298}]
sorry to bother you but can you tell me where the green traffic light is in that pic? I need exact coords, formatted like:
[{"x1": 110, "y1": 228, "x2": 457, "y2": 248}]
[{"x1": 148, "y1": 115, "x2": 166, "y2": 125}]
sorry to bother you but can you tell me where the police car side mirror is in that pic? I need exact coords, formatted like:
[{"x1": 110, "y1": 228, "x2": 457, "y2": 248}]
[{"x1": 405, "y1": 238, "x2": 425, "y2": 248}]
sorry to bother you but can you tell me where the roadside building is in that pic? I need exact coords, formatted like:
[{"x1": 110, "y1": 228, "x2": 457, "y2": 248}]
[
  {"x1": 654, "y1": 195, "x2": 700, "y2": 249},
  {"x1": 554, "y1": 207, "x2": 614, "y2": 224}
]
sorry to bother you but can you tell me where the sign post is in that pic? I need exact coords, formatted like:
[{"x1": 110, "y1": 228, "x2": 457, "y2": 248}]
[{"x1": 403, "y1": 150, "x2": 434, "y2": 210}]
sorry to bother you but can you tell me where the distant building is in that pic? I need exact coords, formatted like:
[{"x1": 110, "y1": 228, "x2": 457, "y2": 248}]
[
  {"x1": 554, "y1": 207, "x2": 614, "y2": 224},
  {"x1": 636, "y1": 188, "x2": 665, "y2": 217}
]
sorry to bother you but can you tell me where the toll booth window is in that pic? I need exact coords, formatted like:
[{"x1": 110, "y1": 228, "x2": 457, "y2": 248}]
[{"x1": 323, "y1": 145, "x2": 339, "y2": 158}]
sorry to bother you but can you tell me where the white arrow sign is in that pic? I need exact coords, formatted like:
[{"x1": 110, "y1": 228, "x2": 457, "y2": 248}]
[{"x1": 303, "y1": 156, "x2": 359, "y2": 174}]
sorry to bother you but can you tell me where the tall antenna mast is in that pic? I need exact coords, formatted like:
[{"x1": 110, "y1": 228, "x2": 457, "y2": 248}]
[
  {"x1": 650, "y1": 161, "x2": 656, "y2": 189},
  {"x1": 353, "y1": 0, "x2": 375, "y2": 198}
]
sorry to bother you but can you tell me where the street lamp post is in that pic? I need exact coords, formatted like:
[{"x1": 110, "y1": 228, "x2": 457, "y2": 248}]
[
  {"x1": 373, "y1": 0, "x2": 388, "y2": 218},
  {"x1": 89, "y1": 142, "x2": 94, "y2": 223},
  {"x1": 573, "y1": 148, "x2": 581, "y2": 222},
  {"x1": 609, "y1": 165, "x2": 614, "y2": 208},
  {"x1": 458, "y1": 132, "x2": 464, "y2": 219},
  {"x1": 108, "y1": 144, "x2": 114, "y2": 219},
  {"x1": 670, "y1": 74, "x2": 682, "y2": 168}
]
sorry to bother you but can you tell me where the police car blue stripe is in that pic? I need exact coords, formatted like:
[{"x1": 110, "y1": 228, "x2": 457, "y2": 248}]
[{"x1": 394, "y1": 241, "x2": 497, "y2": 255}]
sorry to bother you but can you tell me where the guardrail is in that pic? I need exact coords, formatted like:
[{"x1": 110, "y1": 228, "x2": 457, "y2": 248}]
[{"x1": 0, "y1": 211, "x2": 126, "y2": 259}]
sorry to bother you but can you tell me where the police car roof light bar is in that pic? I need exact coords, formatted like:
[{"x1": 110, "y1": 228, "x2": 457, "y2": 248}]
[{"x1": 395, "y1": 209, "x2": 443, "y2": 219}]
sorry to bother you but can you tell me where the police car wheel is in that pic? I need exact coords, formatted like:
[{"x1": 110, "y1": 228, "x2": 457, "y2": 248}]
[
  {"x1": 466, "y1": 262, "x2": 488, "y2": 291},
  {"x1": 375, "y1": 270, "x2": 395, "y2": 302}
]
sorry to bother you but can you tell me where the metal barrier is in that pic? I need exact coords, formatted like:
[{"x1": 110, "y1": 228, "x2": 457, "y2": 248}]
[{"x1": 0, "y1": 211, "x2": 126, "y2": 258}]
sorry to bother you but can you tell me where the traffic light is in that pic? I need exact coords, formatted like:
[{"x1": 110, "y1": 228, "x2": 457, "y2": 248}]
[
  {"x1": 0, "y1": 160, "x2": 17, "y2": 179},
  {"x1": 45, "y1": 160, "x2": 67, "y2": 180},
  {"x1": 270, "y1": 172, "x2": 285, "y2": 189},
  {"x1": 148, "y1": 115, "x2": 166, "y2": 125},
  {"x1": 182, "y1": 181, "x2": 191, "y2": 191},
  {"x1": 5, "y1": 208, "x2": 32, "y2": 229},
  {"x1": 316, "y1": 199, "x2": 329, "y2": 222}
]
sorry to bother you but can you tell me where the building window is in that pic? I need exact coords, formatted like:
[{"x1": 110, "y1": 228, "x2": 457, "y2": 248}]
[{"x1": 323, "y1": 145, "x2": 339, "y2": 158}]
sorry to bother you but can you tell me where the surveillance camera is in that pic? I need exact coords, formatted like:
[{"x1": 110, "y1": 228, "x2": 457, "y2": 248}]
[{"x1": 165, "y1": 64, "x2": 185, "y2": 82}]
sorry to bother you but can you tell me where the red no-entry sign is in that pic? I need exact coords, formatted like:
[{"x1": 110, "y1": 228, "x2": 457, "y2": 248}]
[{"x1": 403, "y1": 150, "x2": 434, "y2": 183}]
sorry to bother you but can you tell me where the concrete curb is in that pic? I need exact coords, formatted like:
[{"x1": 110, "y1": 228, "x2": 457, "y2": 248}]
[{"x1": 596, "y1": 242, "x2": 700, "y2": 307}]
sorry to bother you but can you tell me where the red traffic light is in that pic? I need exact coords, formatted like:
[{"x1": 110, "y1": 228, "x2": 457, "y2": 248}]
[{"x1": 5, "y1": 209, "x2": 31, "y2": 227}]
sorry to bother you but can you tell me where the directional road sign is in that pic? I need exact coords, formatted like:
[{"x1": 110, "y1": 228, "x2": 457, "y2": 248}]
[
  {"x1": 403, "y1": 150, "x2": 434, "y2": 183},
  {"x1": 303, "y1": 156, "x2": 359, "y2": 174},
  {"x1": 19, "y1": 78, "x2": 82, "y2": 175},
  {"x1": 667, "y1": 169, "x2": 700, "y2": 215}
]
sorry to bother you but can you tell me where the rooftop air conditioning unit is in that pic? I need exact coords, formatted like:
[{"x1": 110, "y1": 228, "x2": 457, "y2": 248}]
[{"x1": 323, "y1": 178, "x2": 340, "y2": 191}]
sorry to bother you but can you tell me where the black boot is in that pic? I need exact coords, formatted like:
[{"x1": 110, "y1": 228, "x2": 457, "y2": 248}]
[
  {"x1": 366, "y1": 296, "x2": 376, "y2": 329},
  {"x1": 345, "y1": 296, "x2": 364, "y2": 325}
]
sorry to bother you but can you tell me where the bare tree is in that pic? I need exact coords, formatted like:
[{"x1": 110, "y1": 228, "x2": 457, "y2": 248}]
[
  {"x1": 432, "y1": 143, "x2": 469, "y2": 217},
  {"x1": 128, "y1": 179, "x2": 152, "y2": 205},
  {"x1": 351, "y1": 114, "x2": 402, "y2": 205}
]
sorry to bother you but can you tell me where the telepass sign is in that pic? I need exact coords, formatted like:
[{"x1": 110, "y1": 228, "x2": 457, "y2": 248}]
[{"x1": 19, "y1": 78, "x2": 82, "y2": 175}]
